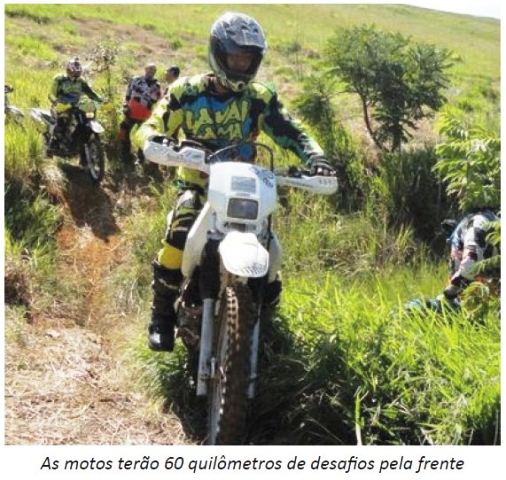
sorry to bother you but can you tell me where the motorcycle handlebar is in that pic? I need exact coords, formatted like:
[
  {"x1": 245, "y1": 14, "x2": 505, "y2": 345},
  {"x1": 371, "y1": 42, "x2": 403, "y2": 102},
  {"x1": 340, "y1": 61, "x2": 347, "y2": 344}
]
[{"x1": 142, "y1": 139, "x2": 338, "y2": 195}]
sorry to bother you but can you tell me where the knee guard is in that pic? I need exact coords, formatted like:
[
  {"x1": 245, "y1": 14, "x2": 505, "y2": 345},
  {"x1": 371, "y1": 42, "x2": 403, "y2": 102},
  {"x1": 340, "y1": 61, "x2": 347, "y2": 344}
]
[{"x1": 151, "y1": 261, "x2": 182, "y2": 322}]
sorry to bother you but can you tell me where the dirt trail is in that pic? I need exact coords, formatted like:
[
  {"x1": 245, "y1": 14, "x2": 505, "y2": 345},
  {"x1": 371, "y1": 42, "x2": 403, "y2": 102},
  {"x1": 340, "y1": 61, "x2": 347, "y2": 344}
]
[{"x1": 5, "y1": 166, "x2": 187, "y2": 444}]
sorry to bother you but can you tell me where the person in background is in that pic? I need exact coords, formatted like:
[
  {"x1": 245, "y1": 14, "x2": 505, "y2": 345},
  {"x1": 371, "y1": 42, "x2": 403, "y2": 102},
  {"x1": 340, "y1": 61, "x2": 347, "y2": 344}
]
[
  {"x1": 119, "y1": 63, "x2": 162, "y2": 161},
  {"x1": 163, "y1": 65, "x2": 180, "y2": 95},
  {"x1": 442, "y1": 208, "x2": 499, "y2": 301}
]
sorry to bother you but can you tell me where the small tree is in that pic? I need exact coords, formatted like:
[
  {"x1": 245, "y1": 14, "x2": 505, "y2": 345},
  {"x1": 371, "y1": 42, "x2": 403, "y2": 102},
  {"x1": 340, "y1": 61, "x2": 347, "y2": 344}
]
[
  {"x1": 86, "y1": 39, "x2": 120, "y2": 151},
  {"x1": 294, "y1": 75, "x2": 368, "y2": 211},
  {"x1": 325, "y1": 25, "x2": 454, "y2": 152}
]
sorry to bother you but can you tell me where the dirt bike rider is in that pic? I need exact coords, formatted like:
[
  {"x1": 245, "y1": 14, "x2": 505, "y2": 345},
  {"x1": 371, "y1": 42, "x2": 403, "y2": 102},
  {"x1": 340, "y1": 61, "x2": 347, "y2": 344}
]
[
  {"x1": 133, "y1": 12, "x2": 336, "y2": 351},
  {"x1": 442, "y1": 208, "x2": 499, "y2": 303},
  {"x1": 48, "y1": 57, "x2": 102, "y2": 153},
  {"x1": 119, "y1": 63, "x2": 162, "y2": 161}
]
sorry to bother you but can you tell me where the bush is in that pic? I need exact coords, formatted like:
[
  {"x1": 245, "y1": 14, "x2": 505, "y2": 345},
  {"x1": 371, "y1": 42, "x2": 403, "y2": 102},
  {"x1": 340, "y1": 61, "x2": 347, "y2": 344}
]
[
  {"x1": 368, "y1": 147, "x2": 454, "y2": 244},
  {"x1": 294, "y1": 75, "x2": 369, "y2": 212},
  {"x1": 434, "y1": 113, "x2": 500, "y2": 212}
]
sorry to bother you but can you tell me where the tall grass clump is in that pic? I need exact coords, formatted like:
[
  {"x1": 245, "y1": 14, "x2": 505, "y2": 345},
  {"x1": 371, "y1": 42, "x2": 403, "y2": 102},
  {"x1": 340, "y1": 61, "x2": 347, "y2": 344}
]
[
  {"x1": 277, "y1": 189, "x2": 426, "y2": 277},
  {"x1": 266, "y1": 270, "x2": 500, "y2": 444},
  {"x1": 368, "y1": 147, "x2": 454, "y2": 245}
]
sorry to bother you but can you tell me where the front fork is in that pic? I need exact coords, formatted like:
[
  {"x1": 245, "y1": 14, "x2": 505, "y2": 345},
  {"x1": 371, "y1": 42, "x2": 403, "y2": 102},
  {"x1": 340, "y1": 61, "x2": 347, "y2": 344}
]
[
  {"x1": 195, "y1": 239, "x2": 261, "y2": 398},
  {"x1": 248, "y1": 318, "x2": 260, "y2": 399},
  {"x1": 196, "y1": 298, "x2": 215, "y2": 396}
]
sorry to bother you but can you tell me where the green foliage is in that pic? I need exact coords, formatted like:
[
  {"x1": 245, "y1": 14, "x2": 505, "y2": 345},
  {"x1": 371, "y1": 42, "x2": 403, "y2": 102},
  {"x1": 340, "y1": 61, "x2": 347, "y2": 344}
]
[
  {"x1": 4, "y1": 121, "x2": 46, "y2": 181},
  {"x1": 369, "y1": 147, "x2": 454, "y2": 243},
  {"x1": 4, "y1": 178, "x2": 61, "y2": 253},
  {"x1": 277, "y1": 192, "x2": 425, "y2": 277},
  {"x1": 280, "y1": 271, "x2": 500, "y2": 444},
  {"x1": 434, "y1": 113, "x2": 500, "y2": 212},
  {"x1": 294, "y1": 75, "x2": 368, "y2": 211},
  {"x1": 325, "y1": 25, "x2": 454, "y2": 151}
]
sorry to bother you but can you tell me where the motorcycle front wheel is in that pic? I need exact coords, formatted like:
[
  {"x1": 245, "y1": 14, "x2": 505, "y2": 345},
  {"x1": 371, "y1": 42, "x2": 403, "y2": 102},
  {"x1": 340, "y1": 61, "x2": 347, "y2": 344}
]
[
  {"x1": 207, "y1": 284, "x2": 255, "y2": 445},
  {"x1": 80, "y1": 134, "x2": 105, "y2": 183}
]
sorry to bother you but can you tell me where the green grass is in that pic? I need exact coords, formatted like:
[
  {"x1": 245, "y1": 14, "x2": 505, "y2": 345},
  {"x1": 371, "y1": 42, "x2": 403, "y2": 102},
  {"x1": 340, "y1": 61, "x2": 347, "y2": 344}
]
[{"x1": 5, "y1": 3, "x2": 500, "y2": 445}]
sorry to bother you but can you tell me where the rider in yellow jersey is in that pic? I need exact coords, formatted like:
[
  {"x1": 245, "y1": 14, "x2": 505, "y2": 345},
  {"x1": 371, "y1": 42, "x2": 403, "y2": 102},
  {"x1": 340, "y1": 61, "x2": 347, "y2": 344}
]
[
  {"x1": 134, "y1": 12, "x2": 336, "y2": 351},
  {"x1": 48, "y1": 57, "x2": 102, "y2": 152}
]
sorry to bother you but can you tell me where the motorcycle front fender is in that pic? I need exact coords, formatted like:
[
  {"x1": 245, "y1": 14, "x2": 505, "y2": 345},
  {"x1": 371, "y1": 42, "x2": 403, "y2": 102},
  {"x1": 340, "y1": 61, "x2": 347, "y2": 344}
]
[
  {"x1": 218, "y1": 231, "x2": 269, "y2": 278},
  {"x1": 89, "y1": 120, "x2": 104, "y2": 134}
]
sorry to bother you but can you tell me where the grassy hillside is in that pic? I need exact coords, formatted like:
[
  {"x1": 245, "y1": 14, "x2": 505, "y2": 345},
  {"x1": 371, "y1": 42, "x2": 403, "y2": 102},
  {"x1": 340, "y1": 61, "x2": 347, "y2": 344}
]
[{"x1": 4, "y1": 4, "x2": 500, "y2": 445}]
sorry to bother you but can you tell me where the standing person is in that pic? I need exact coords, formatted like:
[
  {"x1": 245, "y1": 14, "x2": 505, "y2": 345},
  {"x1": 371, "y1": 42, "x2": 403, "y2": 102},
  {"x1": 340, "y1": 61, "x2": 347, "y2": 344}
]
[
  {"x1": 48, "y1": 57, "x2": 102, "y2": 153},
  {"x1": 163, "y1": 65, "x2": 180, "y2": 95},
  {"x1": 119, "y1": 63, "x2": 162, "y2": 161},
  {"x1": 133, "y1": 12, "x2": 336, "y2": 351}
]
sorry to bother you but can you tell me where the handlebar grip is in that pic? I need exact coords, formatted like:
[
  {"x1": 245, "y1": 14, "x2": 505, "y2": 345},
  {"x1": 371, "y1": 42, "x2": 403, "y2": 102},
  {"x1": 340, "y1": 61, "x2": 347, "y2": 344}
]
[{"x1": 276, "y1": 174, "x2": 338, "y2": 195}]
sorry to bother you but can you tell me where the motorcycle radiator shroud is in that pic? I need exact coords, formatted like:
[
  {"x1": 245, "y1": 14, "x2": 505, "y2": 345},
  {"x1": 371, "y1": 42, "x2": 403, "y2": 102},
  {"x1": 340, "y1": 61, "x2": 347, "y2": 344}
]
[{"x1": 181, "y1": 161, "x2": 282, "y2": 282}]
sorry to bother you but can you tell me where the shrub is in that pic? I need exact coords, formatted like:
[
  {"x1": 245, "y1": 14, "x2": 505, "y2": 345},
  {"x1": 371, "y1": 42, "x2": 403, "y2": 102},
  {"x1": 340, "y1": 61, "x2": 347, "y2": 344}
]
[{"x1": 434, "y1": 113, "x2": 500, "y2": 212}]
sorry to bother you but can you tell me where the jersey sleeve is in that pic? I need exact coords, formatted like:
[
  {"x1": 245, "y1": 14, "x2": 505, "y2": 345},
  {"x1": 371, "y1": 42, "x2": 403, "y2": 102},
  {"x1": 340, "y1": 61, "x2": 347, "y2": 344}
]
[
  {"x1": 81, "y1": 80, "x2": 101, "y2": 102},
  {"x1": 48, "y1": 75, "x2": 61, "y2": 103}
]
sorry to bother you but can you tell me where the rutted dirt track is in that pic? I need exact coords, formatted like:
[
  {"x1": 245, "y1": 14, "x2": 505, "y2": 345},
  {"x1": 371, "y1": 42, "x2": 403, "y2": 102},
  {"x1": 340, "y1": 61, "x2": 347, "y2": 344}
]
[{"x1": 5, "y1": 165, "x2": 188, "y2": 444}]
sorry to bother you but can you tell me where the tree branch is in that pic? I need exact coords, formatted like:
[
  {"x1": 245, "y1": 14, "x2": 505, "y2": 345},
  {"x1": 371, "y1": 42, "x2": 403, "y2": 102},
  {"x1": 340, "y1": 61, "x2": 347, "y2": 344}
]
[{"x1": 360, "y1": 96, "x2": 384, "y2": 151}]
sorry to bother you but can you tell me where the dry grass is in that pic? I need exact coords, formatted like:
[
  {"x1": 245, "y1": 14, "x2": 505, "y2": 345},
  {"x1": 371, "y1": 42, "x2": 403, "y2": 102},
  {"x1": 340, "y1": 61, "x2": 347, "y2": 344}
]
[{"x1": 4, "y1": 166, "x2": 190, "y2": 445}]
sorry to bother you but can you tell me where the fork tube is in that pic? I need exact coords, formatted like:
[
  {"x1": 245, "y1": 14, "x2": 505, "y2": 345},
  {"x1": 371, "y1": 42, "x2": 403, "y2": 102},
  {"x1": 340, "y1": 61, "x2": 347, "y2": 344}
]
[
  {"x1": 197, "y1": 298, "x2": 215, "y2": 396},
  {"x1": 248, "y1": 318, "x2": 260, "y2": 398}
]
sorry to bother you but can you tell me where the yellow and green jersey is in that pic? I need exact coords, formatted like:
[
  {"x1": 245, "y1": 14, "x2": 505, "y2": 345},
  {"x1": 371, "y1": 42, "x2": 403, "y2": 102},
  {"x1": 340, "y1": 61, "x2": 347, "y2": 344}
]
[
  {"x1": 133, "y1": 73, "x2": 323, "y2": 189},
  {"x1": 49, "y1": 74, "x2": 101, "y2": 105}
]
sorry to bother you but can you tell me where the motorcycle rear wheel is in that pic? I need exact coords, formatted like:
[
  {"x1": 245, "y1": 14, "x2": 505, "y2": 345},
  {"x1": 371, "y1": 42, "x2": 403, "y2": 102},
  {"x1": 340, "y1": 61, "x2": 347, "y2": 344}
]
[
  {"x1": 81, "y1": 134, "x2": 105, "y2": 183},
  {"x1": 207, "y1": 284, "x2": 254, "y2": 445}
]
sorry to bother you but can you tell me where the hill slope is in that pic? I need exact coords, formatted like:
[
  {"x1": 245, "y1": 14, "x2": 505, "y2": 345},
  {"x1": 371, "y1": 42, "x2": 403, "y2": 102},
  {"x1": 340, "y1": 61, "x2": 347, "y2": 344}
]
[{"x1": 4, "y1": 4, "x2": 500, "y2": 445}]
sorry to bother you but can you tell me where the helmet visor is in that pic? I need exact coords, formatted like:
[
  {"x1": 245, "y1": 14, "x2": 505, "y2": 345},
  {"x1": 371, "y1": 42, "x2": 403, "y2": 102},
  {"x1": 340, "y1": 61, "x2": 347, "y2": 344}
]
[{"x1": 215, "y1": 44, "x2": 263, "y2": 82}]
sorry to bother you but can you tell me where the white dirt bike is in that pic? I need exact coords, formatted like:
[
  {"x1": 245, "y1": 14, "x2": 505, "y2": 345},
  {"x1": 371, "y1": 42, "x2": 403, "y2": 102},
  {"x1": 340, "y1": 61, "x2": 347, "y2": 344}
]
[{"x1": 143, "y1": 139, "x2": 338, "y2": 444}]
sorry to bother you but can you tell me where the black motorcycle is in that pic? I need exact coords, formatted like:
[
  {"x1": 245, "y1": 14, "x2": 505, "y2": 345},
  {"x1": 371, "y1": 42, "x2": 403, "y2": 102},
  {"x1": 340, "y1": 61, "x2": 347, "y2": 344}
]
[{"x1": 30, "y1": 97, "x2": 105, "y2": 183}]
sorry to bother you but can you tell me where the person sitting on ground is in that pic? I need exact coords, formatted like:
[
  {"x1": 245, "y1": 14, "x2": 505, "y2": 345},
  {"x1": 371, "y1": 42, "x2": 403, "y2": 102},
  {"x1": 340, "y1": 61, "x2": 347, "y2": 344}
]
[{"x1": 442, "y1": 208, "x2": 500, "y2": 302}]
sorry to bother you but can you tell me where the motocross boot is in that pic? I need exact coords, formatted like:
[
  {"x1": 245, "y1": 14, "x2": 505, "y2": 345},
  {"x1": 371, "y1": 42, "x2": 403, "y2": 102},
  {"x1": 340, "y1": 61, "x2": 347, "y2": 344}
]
[
  {"x1": 47, "y1": 134, "x2": 60, "y2": 156},
  {"x1": 148, "y1": 261, "x2": 182, "y2": 352}
]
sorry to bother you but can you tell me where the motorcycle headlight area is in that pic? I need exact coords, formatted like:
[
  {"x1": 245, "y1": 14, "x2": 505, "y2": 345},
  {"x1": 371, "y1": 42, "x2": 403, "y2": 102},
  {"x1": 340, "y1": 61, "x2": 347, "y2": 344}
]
[
  {"x1": 85, "y1": 112, "x2": 95, "y2": 119},
  {"x1": 227, "y1": 198, "x2": 258, "y2": 220}
]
